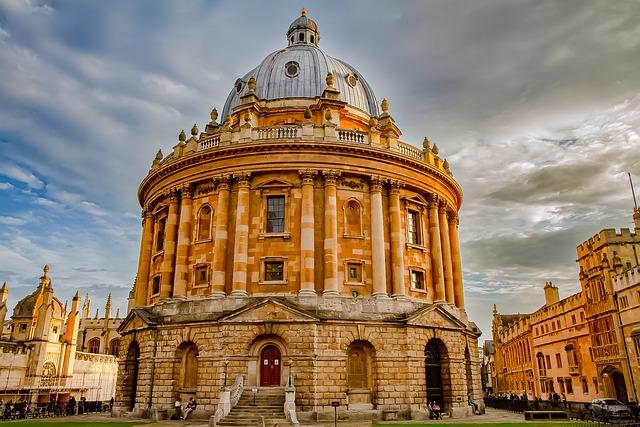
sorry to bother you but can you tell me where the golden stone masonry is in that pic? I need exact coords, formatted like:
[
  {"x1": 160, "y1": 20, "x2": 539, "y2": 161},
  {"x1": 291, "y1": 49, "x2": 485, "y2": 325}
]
[{"x1": 115, "y1": 10, "x2": 483, "y2": 423}]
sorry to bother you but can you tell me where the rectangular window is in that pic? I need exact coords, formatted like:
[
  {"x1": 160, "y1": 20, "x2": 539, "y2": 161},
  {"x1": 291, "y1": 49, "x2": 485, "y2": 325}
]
[
  {"x1": 555, "y1": 353, "x2": 562, "y2": 368},
  {"x1": 565, "y1": 377, "x2": 573, "y2": 394},
  {"x1": 620, "y1": 296, "x2": 628, "y2": 309},
  {"x1": 264, "y1": 260, "x2": 284, "y2": 281},
  {"x1": 20, "y1": 323, "x2": 27, "y2": 332},
  {"x1": 581, "y1": 377, "x2": 589, "y2": 393},
  {"x1": 557, "y1": 377, "x2": 565, "y2": 393},
  {"x1": 571, "y1": 314, "x2": 576, "y2": 325},
  {"x1": 266, "y1": 195, "x2": 285, "y2": 233},
  {"x1": 593, "y1": 377, "x2": 599, "y2": 394},
  {"x1": 155, "y1": 216, "x2": 166, "y2": 252},
  {"x1": 410, "y1": 270, "x2": 425, "y2": 290},
  {"x1": 194, "y1": 265, "x2": 208, "y2": 286},
  {"x1": 152, "y1": 275, "x2": 161, "y2": 296},
  {"x1": 580, "y1": 312, "x2": 585, "y2": 322},
  {"x1": 546, "y1": 355, "x2": 551, "y2": 369},
  {"x1": 346, "y1": 262, "x2": 363, "y2": 283},
  {"x1": 407, "y1": 211, "x2": 419, "y2": 244}
]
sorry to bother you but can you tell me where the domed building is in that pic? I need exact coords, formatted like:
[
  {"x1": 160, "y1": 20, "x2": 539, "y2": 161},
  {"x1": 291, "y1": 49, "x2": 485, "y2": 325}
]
[{"x1": 116, "y1": 10, "x2": 482, "y2": 423}]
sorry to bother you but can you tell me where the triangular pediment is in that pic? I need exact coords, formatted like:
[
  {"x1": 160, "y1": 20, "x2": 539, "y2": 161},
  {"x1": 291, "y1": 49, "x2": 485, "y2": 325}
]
[
  {"x1": 404, "y1": 194, "x2": 428, "y2": 207},
  {"x1": 255, "y1": 178, "x2": 294, "y2": 189},
  {"x1": 405, "y1": 304, "x2": 466, "y2": 329},
  {"x1": 219, "y1": 299, "x2": 318, "y2": 323},
  {"x1": 117, "y1": 308, "x2": 157, "y2": 334}
]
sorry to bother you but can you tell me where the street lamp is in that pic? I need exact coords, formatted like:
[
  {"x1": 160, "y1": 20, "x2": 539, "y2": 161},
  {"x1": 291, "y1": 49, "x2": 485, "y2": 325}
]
[{"x1": 223, "y1": 360, "x2": 229, "y2": 388}]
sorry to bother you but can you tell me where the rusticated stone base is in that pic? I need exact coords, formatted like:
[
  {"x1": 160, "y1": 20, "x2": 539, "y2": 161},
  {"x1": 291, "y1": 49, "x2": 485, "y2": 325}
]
[{"x1": 115, "y1": 295, "x2": 482, "y2": 420}]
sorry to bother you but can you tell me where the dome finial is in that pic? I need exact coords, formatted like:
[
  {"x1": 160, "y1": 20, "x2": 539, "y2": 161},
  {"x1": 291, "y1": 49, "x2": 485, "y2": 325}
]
[
  {"x1": 179, "y1": 130, "x2": 186, "y2": 142},
  {"x1": 248, "y1": 76, "x2": 257, "y2": 92},
  {"x1": 210, "y1": 108, "x2": 218, "y2": 123},
  {"x1": 301, "y1": 7, "x2": 307, "y2": 16},
  {"x1": 381, "y1": 98, "x2": 389, "y2": 114},
  {"x1": 191, "y1": 123, "x2": 199, "y2": 136},
  {"x1": 326, "y1": 72, "x2": 334, "y2": 88}
]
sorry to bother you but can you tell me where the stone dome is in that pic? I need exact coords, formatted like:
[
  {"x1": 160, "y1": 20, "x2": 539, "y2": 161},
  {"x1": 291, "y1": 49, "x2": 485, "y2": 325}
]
[
  {"x1": 12, "y1": 288, "x2": 64, "y2": 319},
  {"x1": 221, "y1": 11, "x2": 379, "y2": 119}
]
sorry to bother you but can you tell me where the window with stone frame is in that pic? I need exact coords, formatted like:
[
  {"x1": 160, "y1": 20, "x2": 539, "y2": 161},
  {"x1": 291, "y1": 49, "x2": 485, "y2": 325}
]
[
  {"x1": 565, "y1": 377, "x2": 573, "y2": 394},
  {"x1": 151, "y1": 275, "x2": 161, "y2": 296},
  {"x1": 264, "y1": 260, "x2": 284, "y2": 282},
  {"x1": 407, "y1": 210, "x2": 420, "y2": 245},
  {"x1": 110, "y1": 339, "x2": 120, "y2": 357},
  {"x1": 88, "y1": 337, "x2": 100, "y2": 354},
  {"x1": 196, "y1": 205, "x2": 213, "y2": 241},
  {"x1": 555, "y1": 353, "x2": 562, "y2": 368},
  {"x1": 194, "y1": 264, "x2": 209, "y2": 287},
  {"x1": 155, "y1": 215, "x2": 167, "y2": 252},
  {"x1": 633, "y1": 334, "x2": 640, "y2": 364},
  {"x1": 581, "y1": 376, "x2": 589, "y2": 393},
  {"x1": 536, "y1": 353, "x2": 547, "y2": 377},
  {"x1": 565, "y1": 344, "x2": 579, "y2": 372},
  {"x1": 410, "y1": 270, "x2": 425, "y2": 290},
  {"x1": 346, "y1": 262, "x2": 363, "y2": 284},
  {"x1": 266, "y1": 195, "x2": 285, "y2": 233}
]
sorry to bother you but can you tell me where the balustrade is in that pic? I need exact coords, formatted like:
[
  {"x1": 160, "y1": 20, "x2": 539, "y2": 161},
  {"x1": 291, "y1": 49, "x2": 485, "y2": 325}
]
[
  {"x1": 199, "y1": 135, "x2": 220, "y2": 150},
  {"x1": 257, "y1": 126, "x2": 300, "y2": 139},
  {"x1": 337, "y1": 129, "x2": 367, "y2": 144},
  {"x1": 397, "y1": 141, "x2": 423, "y2": 160}
]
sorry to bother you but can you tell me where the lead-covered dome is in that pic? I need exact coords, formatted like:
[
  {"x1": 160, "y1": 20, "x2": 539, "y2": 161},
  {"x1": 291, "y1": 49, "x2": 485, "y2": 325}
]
[{"x1": 221, "y1": 10, "x2": 379, "y2": 119}]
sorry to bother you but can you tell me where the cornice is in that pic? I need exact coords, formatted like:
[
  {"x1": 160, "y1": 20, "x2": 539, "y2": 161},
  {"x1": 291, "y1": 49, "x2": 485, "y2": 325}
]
[{"x1": 138, "y1": 141, "x2": 463, "y2": 207}]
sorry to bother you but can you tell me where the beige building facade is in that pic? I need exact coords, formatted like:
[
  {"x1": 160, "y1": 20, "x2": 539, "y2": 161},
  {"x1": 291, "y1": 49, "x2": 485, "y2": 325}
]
[
  {"x1": 492, "y1": 211, "x2": 640, "y2": 403},
  {"x1": 116, "y1": 10, "x2": 483, "y2": 423},
  {"x1": 0, "y1": 266, "x2": 119, "y2": 404}
]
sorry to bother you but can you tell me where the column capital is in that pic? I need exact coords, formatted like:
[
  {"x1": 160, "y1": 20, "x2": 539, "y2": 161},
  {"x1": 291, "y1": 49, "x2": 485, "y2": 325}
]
[
  {"x1": 322, "y1": 170, "x2": 341, "y2": 186},
  {"x1": 447, "y1": 210, "x2": 459, "y2": 225},
  {"x1": 166, "y1": 188, "x2": 180, "y2": 204},
  {"x1": 428, "y1": 193, "x2": 440, "y2": 209},
  {"x1": 438, "y1": 198, "x2": 449, "y2": 210},
  {"x1": 141, "y1": 206, "x2": 154, "y2": 219},
  {"x1": 233, "y1": 171, "x2": 251, "y2": 188},
  {"x1": 213, "y1": 174, "x2": 232, "y2": 191},
  {"x1": 299, "y1": 169, "x2": 317, "y2": 185},
  {"x1": 388, "y1": 179, "x2": 404, "y2": 195},
  {"x1": 180, "y1": 183, "x2": 194, "y2": 199},
  {"x1": 369, "y1": 175, "x2": 386, "y2": 192}
]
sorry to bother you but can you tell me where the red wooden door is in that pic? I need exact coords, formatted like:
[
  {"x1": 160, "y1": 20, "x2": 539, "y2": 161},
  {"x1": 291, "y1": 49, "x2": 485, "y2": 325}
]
[{"x1": 260, "y1": 345, "x2": 281, "y2": 387}]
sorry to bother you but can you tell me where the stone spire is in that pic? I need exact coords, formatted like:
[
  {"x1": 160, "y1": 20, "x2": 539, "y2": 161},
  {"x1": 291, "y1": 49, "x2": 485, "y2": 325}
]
[
  {"x1": 0, "y1": 281, "x2": 7, "y2": 331},
  {"x1": 82, "y1": 293, "x2": 90, "y2": 319}
]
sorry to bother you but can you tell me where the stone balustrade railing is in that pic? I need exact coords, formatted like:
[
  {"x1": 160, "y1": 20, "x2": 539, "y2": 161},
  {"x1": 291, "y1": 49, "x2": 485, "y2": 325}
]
[
  {"x1": 397, "y1": 141, "x2": 423, "y2": 160},
  {"x1": 337, "y1": 129, "x2": 367, "y2": 144},
  {"x1": 256, "y1": 126, "x2": 301, "y2": 140},
  {"x1": 75, "y1": 351, "x2": 118, "y2": 364},
  {"x1": 200, "y1": 135, "x2": 220, "y2": 150},
  {"x1": 229, "y1": 374, "x2": 244, "y2": 407}
]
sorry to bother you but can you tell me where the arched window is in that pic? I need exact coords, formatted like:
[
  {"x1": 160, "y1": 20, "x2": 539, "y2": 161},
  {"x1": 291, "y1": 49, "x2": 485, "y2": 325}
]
[
  {"x1": 299, "y1": 33, "x2": 304, "y2": 42},
  {"x1": 344, "y1": 199, "x2": 362, "y2": 237},
  {"x1": 110, "y1": 338, "x2": 120, "y2": 357},
  {"x1": 197, "y1": 205, "x2": 213, "y2": 240},
  {"x1": 88, "y1": 338, "x2": 100, "y2": 354}
]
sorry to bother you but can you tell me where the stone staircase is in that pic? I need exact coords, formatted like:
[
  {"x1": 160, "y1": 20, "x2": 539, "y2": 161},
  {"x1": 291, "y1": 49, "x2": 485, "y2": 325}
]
[{"x1": 217, "y1": 387, "x2": 288, "y2": 427}]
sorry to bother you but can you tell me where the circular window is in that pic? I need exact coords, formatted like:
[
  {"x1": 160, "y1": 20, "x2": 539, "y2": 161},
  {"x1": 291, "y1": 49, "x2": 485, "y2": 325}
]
[
  {"x1": 235, "y1": 79, "x2": 244, "y2": 93},
  {"x1": 346, "y1": 73, "x2": 358, "y2": 87},
  {"x1": 285, "y1": 61, "x2": 299, "y2": 78}
]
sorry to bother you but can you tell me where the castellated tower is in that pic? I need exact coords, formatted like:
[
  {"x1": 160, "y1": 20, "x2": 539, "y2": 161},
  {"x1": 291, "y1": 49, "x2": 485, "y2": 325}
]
[{"x1": 116, "y1": 10, "x2": 482, "y2": 422}]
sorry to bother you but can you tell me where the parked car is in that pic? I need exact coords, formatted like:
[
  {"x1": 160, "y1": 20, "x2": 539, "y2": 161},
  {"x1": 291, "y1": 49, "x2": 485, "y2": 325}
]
[{"x1": 589, "y1": 398, "x2": 630, "y2": 419}]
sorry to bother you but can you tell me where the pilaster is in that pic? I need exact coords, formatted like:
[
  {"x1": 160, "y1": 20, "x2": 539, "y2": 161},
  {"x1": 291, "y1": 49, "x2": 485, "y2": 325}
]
[
  {"x1": 159, "y1": 189, "x2": 180, "y2": 299},
  {"x1": 389, "y1": 180, "x2": 406, "y2": 298},
  {"x1": 135, "y1": 209, "x2": 155, "y2": 306},
  {"x1": 439, "y1": 200, "x2": 454, "y2": 305},
  {"x1": 428, "y1": 195, "x2": 446, "y2": 302},
  {"x1": 448, "y1": 212, "x2": 465, "y2": 308},
  {"x1": 173, "y1": 184, "x2": 193, "y2": 297}
]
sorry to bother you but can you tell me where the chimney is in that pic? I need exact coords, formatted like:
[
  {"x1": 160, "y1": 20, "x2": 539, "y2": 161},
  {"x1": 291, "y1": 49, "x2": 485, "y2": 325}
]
[{"x1": 544, "y1": 281, "x2": 559, "y2": 306}]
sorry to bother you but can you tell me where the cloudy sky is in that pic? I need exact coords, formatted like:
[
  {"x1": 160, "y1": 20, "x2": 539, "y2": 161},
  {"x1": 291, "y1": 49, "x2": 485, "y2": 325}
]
[{"x1": 0, "y1": 0, "x2": 639, "y2": 339}]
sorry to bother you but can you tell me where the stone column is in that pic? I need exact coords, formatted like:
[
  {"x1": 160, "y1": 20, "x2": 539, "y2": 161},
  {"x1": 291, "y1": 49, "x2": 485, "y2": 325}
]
[
  {"x1": 389, "y1": 180, "x2": 406, "y2": 298},
  {"x1": 211, "y1": 175, "x2": 231, "y2": 297},
  {"x1": 173, "y1": 184, "x2": 193, "y2": 298},
  {"x1": 159, "y1": 189, "x2": 180, "y2": 299},
  {"x1": 299, "y1": 169, "x2": 317, "y2": 296},
  {"x1": 428, "y1": 195, "x2": 446, "y2": 302},
  {"x1": 135, "y1": 209, "x2": 154, "y2": 306},
  {"x1": 231, "y1": 172, "x2": 251, "y2": 297},
  {"x1": 439, "y1": 201, "x2": 455, "y2": 305},
  {"x1": 370, "y1": 176, "x2": 388, "y2": 298},
  {"x1": 322, "y1": 170, "x2": 340, "y2": 296},
  {"x1": 449, "y1": 211, "x2": 465, "y2": 308}
]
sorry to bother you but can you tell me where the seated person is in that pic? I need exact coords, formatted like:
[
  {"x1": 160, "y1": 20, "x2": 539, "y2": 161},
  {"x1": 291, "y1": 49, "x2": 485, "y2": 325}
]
[
  {"x1": 429, "y1": 401, "x2": 443, "y2": 419},
  {"x1": 468, "y1": 392, "x2": 479, "y2": 414},
  {"x1": 182, "y1": 397, "x2": 197, "y2": 420}
]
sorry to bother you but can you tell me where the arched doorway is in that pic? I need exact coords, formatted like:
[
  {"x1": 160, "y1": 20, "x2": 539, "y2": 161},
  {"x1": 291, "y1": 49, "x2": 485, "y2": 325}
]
[
  {"x1": 123, "y1": 341, "x2": 140, "y2": 411},
  {"x1": 346, "y1": 340, "x2": 376, "y2": 408},
  {"x1": 260, "y1": 345, "x2": 281, "y2": 387},
  {"x1": 425, "y1": 338, "x2": 450, "y2": 408},
  {"x1": 464, "y1": 346, "x2": 473, "y2": 393},
  {"x1": 612, "y1": 371, "x2": 628, "y2": 403},
  {"x1": 174, "y1": 341, "x2": 199, "y2": 400}
]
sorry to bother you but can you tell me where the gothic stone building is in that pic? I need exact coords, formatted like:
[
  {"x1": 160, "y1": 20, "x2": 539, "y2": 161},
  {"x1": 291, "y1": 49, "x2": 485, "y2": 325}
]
[
  {"x1": 116, "y1": 10, "x2": 482, "y2": 422},
  {"x1": 0, "y1": 266, "x2": 118, "y2": 404}
]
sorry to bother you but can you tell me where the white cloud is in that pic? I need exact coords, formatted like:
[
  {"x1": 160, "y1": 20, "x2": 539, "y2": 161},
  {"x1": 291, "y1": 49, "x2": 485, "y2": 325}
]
[
  {"x1": 0, "y1": 182, "x2": 13, "y2": 190},
  {"x1": 34, "y1": 197, "x2": 63, "y2": 209},
  {"x1": 0, "y1": 215, "x2": 26, "y2": 226},
  {"x1": 0, "y1": 163, "x2": 44, "y2": 189},
  {"x1": 79, "y1": 200, "x2": 107, "y2": 217}
]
